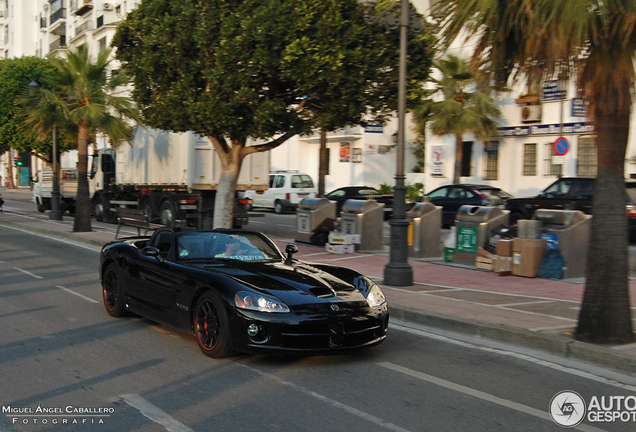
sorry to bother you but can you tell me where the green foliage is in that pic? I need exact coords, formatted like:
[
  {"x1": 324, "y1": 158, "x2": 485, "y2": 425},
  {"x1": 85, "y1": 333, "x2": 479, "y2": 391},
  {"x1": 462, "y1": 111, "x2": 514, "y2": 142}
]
[
  {"x1": 378, "y1": 183, "x2": 393, "y2": 194},
  {"x1": 113, "y1": 0, "x2": 433, "y2": 142},
  {"x1": 407, "y1": 182, "x2": 424, "y2": 201},
  {"x1": 410, "y1": 136, "x2": 426, "y2": 173},
  {"x1": 0, "y1": 57, "x2": 57, "y2": 160}
]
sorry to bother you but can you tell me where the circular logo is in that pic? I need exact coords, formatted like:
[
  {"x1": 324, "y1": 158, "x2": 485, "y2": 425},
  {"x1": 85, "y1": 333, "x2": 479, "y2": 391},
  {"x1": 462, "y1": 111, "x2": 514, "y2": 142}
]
[{"x1": 550, "y1": 391, "x2": 586, "y2": 428}]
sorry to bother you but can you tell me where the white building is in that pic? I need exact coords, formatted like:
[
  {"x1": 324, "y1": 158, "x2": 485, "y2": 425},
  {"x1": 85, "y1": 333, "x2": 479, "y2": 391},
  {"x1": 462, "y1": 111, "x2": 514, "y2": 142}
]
[{"x1": 1, "y1": 0, "x2": 634, "y2": 199}]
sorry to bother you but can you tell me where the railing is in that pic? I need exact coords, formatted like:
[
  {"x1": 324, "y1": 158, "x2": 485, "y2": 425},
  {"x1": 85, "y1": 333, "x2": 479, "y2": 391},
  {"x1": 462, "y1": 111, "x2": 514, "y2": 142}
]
[
  {"x1": 49, "y1": 36, "x2": 67, "y2": 52},
  {"x1": 75, "y1": 20, "x2": 94, "y2": 37},
  {"x1": 50, "y1": 8, "x2": 67, "y2": 25}
]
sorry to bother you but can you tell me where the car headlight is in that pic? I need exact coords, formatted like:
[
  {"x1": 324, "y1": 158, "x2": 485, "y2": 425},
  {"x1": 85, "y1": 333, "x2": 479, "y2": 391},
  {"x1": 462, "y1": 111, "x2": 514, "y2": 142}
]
[
  {"x1": 366, "y1": 284, "x2": 387, "y2": 308},
  {"x1": 234, "y1": 291, "x2": 290, "y2": 313}
]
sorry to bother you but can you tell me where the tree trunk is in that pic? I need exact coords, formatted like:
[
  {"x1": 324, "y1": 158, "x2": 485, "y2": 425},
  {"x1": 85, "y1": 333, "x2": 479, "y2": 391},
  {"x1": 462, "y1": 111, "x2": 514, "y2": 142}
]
[
  {"x1": 318, "y1": 129, "x2": 328, "y2": 197},
  {"x1": 576, "y1": 68, "x2": 634, "y2": 344},
  {"x1": 212, "y1": 140, "x2": 243, "y2": 229},
  {"x1": 6, "y1": 150, "x2": 15, "y2": 189},
  {"x1": 73, "y1": 122, "x2": 92, "y2": 232},
  {"x1": 453, "y1": 134, "x2": 463, "y2": 184}
]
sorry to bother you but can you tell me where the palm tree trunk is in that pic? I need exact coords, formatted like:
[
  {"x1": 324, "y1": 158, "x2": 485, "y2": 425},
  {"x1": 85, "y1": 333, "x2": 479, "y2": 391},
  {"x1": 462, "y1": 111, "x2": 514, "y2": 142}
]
[
  {"x1": 453, "y1": 134, "x2": 463, "y2": 184},
  {"x1": 6, "y1": 150, "x2": 15, "y2": 188},
  {"x1": 73, "y1": 122, "x2": 92, "y2": 232},
  {"x1": 576, "y1": 71, "x2": 634, "y2": 344}
]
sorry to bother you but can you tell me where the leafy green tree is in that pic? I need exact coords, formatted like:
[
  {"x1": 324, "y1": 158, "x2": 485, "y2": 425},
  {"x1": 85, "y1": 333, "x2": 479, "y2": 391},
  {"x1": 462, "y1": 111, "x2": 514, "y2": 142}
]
[
  {"x1": 0, "y1": 57, "x2": 58, "y2": 188},
  {"x1": 435, "y1": 0, "x2": 635, "y2": 343},
  {"x1": 113, "y1": 0, "x2": 432, "y2": 228},
  {"x1": 22, "y1": 47, "x2": 142, "y2": 232},
  {"x1": 413, "y1": 54, "x2": 501, "y2": 184}
]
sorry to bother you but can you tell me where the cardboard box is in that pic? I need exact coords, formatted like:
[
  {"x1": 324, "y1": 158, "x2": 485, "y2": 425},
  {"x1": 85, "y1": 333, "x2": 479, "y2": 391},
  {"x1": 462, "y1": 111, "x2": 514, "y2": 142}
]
[
  {"x1": 326, "y1": 243, "x2": 355, "y2": 254},
  {"x1": 475, "y1": 256, "x2": 493, "y2": 271},
  {"x1": 328, "y1": 233, "x2": 361, "y2": 245},
  {"x1": 493, "y1": 256, "x2": 513, "y2": 275},
  {"x1": 496, "y1": 239, "x2": 513, "y2": 257},
  {"x1": 512, "y1": 238, "x2": 547, "y2": 277},
  {"x1": 477, "y1": 247, "x2": 497, "y2": 259}
]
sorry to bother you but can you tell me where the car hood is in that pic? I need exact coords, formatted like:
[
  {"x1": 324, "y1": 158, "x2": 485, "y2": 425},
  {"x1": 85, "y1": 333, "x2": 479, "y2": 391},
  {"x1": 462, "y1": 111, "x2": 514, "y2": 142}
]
[{"x1": 187, "y1": 260, "x2": 368, "y2": 305}]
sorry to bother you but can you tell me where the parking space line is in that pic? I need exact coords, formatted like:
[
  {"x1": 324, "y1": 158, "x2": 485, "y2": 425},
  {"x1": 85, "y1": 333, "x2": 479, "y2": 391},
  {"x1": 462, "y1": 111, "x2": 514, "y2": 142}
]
[
  {"x1": 56, "y1": 285, "x2": 99, "y2": 304},
  {"x1": 13, "y1": 267, "x2": 43, "y2": 279},
  {"x1": 378, "y1": 362, "x2": 605, "y2": 432},
  {"x1": 120, "y1": 394, "x2": 195, "y2": 432}
]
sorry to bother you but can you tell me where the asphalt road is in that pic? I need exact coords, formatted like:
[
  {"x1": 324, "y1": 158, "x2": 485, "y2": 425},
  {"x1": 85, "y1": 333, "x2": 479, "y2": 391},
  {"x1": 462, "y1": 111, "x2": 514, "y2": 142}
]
[{"x1": 1, "y1": 224, "x2": 636, "y2": 431}]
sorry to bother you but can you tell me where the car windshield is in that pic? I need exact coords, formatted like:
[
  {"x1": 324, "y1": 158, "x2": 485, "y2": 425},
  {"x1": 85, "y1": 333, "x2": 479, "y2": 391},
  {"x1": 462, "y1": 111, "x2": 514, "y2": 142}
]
[
  {"x1": 174, "y1": 231, "x2": 283, "y2": 262},
  {"x1": 478, "y1": 188, "x2": 512, "y2": 199}
]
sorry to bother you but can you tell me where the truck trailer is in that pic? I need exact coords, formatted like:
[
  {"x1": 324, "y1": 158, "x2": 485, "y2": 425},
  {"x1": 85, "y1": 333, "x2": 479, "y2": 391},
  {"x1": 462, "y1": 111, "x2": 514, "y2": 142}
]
[{"x1": 89, "y1": 127, "x2": 269, "y2": 229}]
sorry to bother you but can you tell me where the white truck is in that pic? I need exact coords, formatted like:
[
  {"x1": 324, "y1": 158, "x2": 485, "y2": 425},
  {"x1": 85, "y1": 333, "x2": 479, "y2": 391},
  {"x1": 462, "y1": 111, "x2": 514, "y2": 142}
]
[
  {"x1": 88, "y1": 127, "x2": 269, "y2": 229},
  {"x1": 33, "y1": 167, "x2": 79, "y2": 214}
]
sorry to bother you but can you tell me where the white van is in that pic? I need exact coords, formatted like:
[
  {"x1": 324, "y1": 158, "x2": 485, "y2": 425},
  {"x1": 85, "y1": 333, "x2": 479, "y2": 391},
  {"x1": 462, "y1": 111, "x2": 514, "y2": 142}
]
[{"x1": 245, "y1": 171, "x2": 316, "y2": 213}]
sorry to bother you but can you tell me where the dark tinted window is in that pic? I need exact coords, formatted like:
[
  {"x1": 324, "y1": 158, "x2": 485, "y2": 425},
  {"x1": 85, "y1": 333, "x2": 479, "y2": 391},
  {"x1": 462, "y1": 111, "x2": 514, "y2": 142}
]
[{"x1": 291, "y1": 175, "x2": 314, "y2": 188}]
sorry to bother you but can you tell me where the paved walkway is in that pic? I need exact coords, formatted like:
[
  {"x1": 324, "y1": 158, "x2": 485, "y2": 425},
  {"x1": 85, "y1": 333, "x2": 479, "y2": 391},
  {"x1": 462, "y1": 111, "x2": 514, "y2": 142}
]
[{"x1": 1, "y1": 187, "x2": 635, "y2": 377}]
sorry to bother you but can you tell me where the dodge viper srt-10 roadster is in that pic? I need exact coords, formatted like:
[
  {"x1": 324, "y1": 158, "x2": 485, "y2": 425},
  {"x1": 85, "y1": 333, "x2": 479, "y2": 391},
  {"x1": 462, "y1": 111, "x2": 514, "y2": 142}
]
[{"x1": 99, "y1": 228, "x2": 389, "y2": 358}]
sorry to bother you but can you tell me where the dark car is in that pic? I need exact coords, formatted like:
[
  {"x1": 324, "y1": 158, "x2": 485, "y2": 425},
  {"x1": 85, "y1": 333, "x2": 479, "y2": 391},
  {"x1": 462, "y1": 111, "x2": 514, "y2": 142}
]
[
  {"x1": 421, "y1": 184, "x2": 513, "y2": 227},
  {"x1": 100, "y1": 229, "x2": 388, "y2": 358},
  {"x1": 325, "y1": 186, "x2": 394, "y2": 218},
  {"x1": 505, "y1": 177, "x2": 636, "y2": 237}
]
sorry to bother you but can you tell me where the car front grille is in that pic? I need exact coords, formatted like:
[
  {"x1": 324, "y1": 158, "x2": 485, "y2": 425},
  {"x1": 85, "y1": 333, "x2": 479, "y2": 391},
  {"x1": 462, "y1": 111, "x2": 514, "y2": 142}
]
[{"x1": 279, "y1": 317, "x2": 387, "y2": 350}]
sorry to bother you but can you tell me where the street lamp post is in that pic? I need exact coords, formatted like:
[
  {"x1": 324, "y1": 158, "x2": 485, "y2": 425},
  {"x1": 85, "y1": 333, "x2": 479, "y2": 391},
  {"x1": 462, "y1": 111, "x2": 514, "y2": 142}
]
[
  {"x1": 358, "y1": 0, "x2": 414, "y2": 286},
  {"x1": 29, "y1": 80, "x2": 62, "y2": 221}
]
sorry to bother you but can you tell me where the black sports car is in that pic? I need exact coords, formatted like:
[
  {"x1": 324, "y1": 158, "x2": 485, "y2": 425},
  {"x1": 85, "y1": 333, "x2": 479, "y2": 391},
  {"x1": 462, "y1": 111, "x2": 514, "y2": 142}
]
[{"x1": 99, "y1": 228, "x2": 389, "y2": 358}]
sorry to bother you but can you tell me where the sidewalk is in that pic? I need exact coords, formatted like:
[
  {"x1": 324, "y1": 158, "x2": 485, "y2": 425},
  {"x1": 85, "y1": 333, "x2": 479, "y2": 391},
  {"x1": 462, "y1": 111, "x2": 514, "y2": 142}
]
[{"x1": 1, "y1": 189, "x2": 635, "y2": 377}]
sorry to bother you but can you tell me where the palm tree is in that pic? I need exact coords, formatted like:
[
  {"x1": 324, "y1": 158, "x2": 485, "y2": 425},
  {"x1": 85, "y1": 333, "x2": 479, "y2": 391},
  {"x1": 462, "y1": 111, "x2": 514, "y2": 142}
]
[
  {"x1": 413, "y1": 54, "x2": 500, "y2": 184},
  {"x1": 23, "y1": 47, "x2": 142, "y2": 232},
  {"x1": 434, "y1": 0, "x2": 635, "y2": 343}
]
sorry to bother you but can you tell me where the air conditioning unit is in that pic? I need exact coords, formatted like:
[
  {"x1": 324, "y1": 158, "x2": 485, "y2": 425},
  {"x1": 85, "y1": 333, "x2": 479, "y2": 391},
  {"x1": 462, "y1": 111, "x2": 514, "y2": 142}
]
[
  {"x1": 103, "y1": 2, "x2": 113, "y2": 10},
  {"x1": 43, "y1": 3, "x2": 49, "y2": 11},
  {"x1": 521, "y1": 104, "x2": 542, "y2": 123}
]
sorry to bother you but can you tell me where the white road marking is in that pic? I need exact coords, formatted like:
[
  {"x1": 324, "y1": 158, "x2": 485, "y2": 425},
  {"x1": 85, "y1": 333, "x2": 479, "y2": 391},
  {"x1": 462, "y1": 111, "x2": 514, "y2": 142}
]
[
  {"x1": 120, "y1": 394, "x2": 195, "y2": 432},
  {"x1": 530, "y1": 324, "x2": 577, "y2": 331},
  {"x1": 56, "y1": 285, "x2": 99, "y2": 304},
  {"x1": 390, "y1": 321, "x2": 636, "y2": 391},
  {"x1": 300, "y1": 252, "x2": 332, "y2": 257},
  {"x1": 238, "y1": 363, "x2": 413, "y2": 432},
  {"x1": 378, "y1": 362, "x2": 606, "y2": 432},
  {"x1": 0, "y1": 224, "x2": 102, "y2": 252},
  {"x1": 13, "y1": 267, "x2": 43, "y2": 279},
  {"x1": 319, "y1": 254, "x2": 373, "y2": 262},
  {"x1": 498, "y1": 300, "x2": 555, "y2": 307}
]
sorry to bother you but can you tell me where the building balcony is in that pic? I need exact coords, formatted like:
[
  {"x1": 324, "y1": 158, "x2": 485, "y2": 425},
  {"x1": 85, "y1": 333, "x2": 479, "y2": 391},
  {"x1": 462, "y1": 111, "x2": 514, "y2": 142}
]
[
  {"x1": 49, "y1": 36, "x2": 67, "y2": 53},
  {"x1": 72, "y1": 0, "x2": 94, "y2": 16},
  {"x1": 75, "y1": 20, "x2": 94, "y2": 37},
  {"x1": 50, "y1": 8, "x2": 67, "y2": 26},
  {"x1": 298, "y1": 126, "x2": 364, "y2": 144}
]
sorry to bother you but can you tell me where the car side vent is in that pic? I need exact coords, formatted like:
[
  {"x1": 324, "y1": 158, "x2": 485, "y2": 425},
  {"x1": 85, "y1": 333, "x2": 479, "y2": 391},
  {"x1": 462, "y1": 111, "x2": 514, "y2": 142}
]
[{"x1": 309, "y1": 287, "x2": 335, "y2": 298}]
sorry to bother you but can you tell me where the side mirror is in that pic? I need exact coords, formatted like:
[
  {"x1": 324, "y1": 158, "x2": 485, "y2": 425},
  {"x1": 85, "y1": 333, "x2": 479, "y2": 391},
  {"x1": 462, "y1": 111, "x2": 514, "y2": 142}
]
[
  {"x1": 141, "y1": 246, "x2": 163, "y2": 261},
  {"x1": 285, "y1": 244, "x2": 299, "y2": 265}
]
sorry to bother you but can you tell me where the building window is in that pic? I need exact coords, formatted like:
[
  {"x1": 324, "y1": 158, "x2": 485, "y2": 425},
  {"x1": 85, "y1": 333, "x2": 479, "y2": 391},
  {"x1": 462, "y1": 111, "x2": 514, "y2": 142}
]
[
  {"x1": 98, "y1": 36, "x2": 107, "y2": 52},
  {"x1": 523, "y1": 143, "x2": 537, "y2": 176},
  {"x1": 461, "y1": 141, "x2": 473, "y2": 177},
  {"x1": 543, "y1": 142, "x2": 563, "y2": 177},
  {"x1": 577, "y1": 135, "x2": 597, "y2": 177},
  {"x1": 483, "y1": 141, "x2": 499, "y2": 180}
]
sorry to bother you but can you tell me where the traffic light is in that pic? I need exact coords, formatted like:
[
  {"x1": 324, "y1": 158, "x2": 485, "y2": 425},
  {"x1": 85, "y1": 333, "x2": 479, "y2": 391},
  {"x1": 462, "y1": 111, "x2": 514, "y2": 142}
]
[{"x1": 14, "y1": 156, "x2": 21, "y2": 166}]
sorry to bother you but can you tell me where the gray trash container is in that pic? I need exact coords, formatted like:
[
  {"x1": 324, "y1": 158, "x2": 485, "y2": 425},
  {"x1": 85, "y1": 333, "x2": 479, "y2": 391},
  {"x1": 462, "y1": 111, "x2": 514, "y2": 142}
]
[
  {"x1": 533, "y1": 209, "x2": 591, "y2": 279},
  {"x1": 296, "y1": 198, "x2": 337, "y2": 244},
  {"x1": 341, "y1": 199, "x2": 384, "y2": 251},
  {"x1": 454, "y1": 205, "x2": 510, "y2": 266},
  {"x1": 407, "y1": 202, "x2": 443, "y2": 258}
]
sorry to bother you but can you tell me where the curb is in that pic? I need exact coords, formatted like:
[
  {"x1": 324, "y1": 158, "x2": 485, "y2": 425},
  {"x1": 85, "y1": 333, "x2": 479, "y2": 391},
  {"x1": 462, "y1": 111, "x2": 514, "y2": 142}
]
[
  {"x1": 389, "y1": 305, "x2": 636, "y2": 378},
  {"x1": 1, "y1": 219, "x2": 110, "y2": 248}
]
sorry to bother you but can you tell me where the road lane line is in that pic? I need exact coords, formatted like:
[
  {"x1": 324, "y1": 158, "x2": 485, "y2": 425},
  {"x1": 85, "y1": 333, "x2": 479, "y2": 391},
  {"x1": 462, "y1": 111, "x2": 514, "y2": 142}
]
[
  {"x1": 238, "y1": 363, "x2": 413, "y2": 432},
  {"x1": 56, "y1": 285, "x2": 99, "y2": 304},
  {"x1": 378, "y1": 362, "x2": 606, "y2": 432},
  {"x1": 13, "y1": 267, "x2": 43, "y2": 279},
  {"x1": 120, "y1": 394, "x2": 195, "y2": 432}
]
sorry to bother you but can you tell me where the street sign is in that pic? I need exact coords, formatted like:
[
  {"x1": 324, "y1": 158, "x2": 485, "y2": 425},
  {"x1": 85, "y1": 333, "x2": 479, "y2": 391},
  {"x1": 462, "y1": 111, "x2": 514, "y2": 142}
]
[{"x1": 553, "y1": 137, "x2": 570, "y2": 156}]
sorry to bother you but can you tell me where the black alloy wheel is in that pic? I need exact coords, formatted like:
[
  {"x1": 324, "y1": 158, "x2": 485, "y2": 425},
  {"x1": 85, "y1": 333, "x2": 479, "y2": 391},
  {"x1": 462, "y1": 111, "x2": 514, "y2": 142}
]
[
  {"x1": 102, "y1": 263, "x2": 127, "y2": 317},
  {"x1": 194, "y1": 292, "x2": 234, "y2": 358}
]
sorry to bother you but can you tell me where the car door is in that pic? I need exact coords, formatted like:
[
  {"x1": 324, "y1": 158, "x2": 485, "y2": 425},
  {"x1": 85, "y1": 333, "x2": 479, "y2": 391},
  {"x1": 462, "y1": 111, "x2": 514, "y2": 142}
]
[
  {"x1": 539, "y1": 178, "x2": 575, "y2": 210},
  {"x1": 426, "y1": 187, "x2": 452, "y2": 225},
  {"x1": 126, "y1": 252, "x2": 182, "y2": 315},
  {"x1": 568, "y1": 179, "x2": 595, "y2": 213}
]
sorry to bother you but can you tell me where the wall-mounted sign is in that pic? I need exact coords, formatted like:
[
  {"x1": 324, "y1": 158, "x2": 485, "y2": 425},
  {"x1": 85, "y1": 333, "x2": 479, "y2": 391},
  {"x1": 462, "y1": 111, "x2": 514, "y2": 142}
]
[
  {"x1": 340, "y1": 142, "x2": 351, "y2": 162},
  {"x1": 365, "y1": 144, "x2": 377, "y2": 154},
  {"x1": 542, "y1": 80, "x2": 566, "y2": 102},
  {"x1": 364, "y1": 125, "x2": 384, "y2": 133},
  {"x1": 431, "y1": 145, "x2": 445, "y2": 178},
  {"x1": 352, "y1": 148, "x2": 362, "y2": 163},
  {"x1": 498, "y1": 122, "x2": 594, "y2": 137},
  {"x1": 571, "y1": 98, "x2": 589, "y2": 117}
]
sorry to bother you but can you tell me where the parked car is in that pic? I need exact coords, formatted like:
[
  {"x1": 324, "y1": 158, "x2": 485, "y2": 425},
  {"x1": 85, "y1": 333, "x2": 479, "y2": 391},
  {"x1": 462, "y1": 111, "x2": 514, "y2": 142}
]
[
  {"x1": 244, "y1": 171, "x2": 316, "y2": 214},
  {"x1": 325, "y1": 186, "x2": 394, "y2": 218},
  {"x1": 100, "y1": 229, "x2": 388, "y2": 358},
  {"x1": 420, "y1": 184, "x2": 513, "y2": 227},
  {"x1": 506, "y1": 177, "x2": 636, "y2": 238}
]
